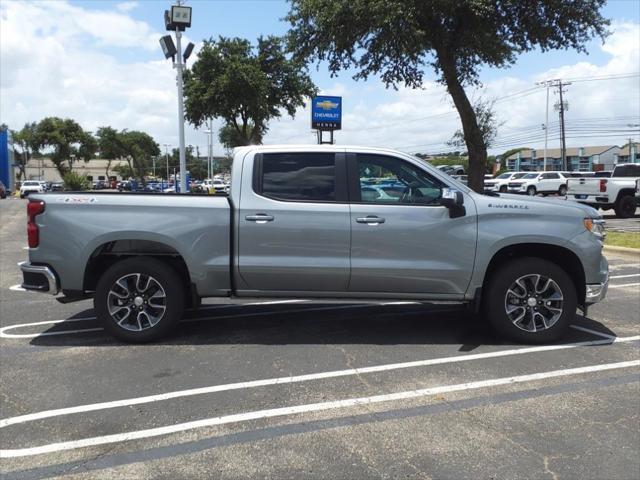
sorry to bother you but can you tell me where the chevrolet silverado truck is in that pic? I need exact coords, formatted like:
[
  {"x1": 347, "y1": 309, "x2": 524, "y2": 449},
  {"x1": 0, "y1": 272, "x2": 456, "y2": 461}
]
[
  {"x1": 567, "y1": 163, "x2": 640, "y2": 218},
  {"x1": 20, "y1": 145, "x2": 609, "y2": 343}
]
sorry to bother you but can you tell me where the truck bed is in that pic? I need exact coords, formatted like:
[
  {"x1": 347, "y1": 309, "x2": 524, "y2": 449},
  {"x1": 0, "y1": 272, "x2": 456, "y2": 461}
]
[{"x1": 28, "y1": 192, "x2": 232, "y2": 296}]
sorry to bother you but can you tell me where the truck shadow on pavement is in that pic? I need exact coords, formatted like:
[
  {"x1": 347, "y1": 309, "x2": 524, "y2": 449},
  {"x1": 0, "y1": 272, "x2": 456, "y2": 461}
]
[{"x1": 28, "y1": 302, "x2": 618, "y2": 350}]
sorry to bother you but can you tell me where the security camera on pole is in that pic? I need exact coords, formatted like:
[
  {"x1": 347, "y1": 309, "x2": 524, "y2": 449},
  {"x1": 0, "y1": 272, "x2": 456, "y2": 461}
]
[{"x1": 159, "y1": 2, "x2": 195, "y2": 193}]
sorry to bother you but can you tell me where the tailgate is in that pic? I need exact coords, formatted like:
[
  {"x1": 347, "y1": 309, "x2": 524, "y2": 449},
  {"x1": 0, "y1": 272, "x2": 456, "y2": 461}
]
[{"x1": 567, "y1": 178, "x2": 603, "y2": 196}]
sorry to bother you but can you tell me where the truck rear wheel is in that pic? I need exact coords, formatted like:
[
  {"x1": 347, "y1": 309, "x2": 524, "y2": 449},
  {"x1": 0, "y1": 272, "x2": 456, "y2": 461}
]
[
  {"x1": 614, "y1": 195, "x2": 636, "y2": 218},
  {"x1": 95, "y1": 257, "x2": 184, "y2": 343},
  {"x1": 484, "y1": 257, "x2": 576, "y2": 343}
]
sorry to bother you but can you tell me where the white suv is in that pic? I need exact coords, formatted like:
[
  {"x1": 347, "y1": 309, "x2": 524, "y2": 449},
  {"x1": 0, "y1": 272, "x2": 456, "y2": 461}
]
[
  {"x1": 485, "y1": 172, "x2": 528, "y2": 193},
  {"x1": 508, "y1": 172, "x2": 569, "y2": 196},
  {"x1": 20, "y1": 180, "x2": 45, "y2": 198}
]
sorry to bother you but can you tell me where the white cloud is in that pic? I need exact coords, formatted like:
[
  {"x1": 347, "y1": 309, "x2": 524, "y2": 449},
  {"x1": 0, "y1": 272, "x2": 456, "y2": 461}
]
[
  {"x1": 0, "y1": 1, "x2": 638, "y2": 158},
  {"x1": 116, "y1": 2, "x2": 139, "y2": 13}
]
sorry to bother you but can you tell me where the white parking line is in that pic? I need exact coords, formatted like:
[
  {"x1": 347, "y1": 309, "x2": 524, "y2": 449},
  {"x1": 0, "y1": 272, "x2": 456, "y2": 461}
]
[
  {"x1": 609, "y1": 263, "x2": 640, "y2": 271},
  {"x1": 0, "y1": 318, "x2": 100, "y2": 339},
  {"x1": 1, "y1": 359, "x2": 637, "y2": 458},
  {"x1": 610, "y1": 274, "x2": 640, "y2": 279},
  {"x1": 1, "y1": 333, "x2": 637, "y2": 430},
  {"x1": 8, "y1": 285, "x2": 26, "y2": 292},
  {"x1": 0, "y1": 318, "x2": 101, "y2": 338},
  {"x1": 609, "y1": 283, "x2": 640, "y2": 289}
]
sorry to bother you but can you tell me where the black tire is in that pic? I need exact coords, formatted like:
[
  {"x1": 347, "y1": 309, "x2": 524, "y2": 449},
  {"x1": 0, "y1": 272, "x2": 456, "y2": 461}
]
[
  {"x1": 95, "y1": 257, "x2": 185, "y2": 343},
  {"x1": 483, "y1": 257, "x2": 576, "y2": 344},
  {"x1": 526, "y1": 186, "x2": 536, "y2": 196},
  {"x1": 499, "y1": 185, "x2": 508, "y2": 193},
  {"x1": 614, "y1": 195, "x2": 636, "y2": 219},
  {"x1": 558, "y1": 184, "x2": 567, "y2": 196}
]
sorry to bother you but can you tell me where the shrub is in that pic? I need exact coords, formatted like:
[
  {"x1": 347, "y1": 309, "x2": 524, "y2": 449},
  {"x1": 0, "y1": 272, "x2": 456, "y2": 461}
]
[{"x1": 63, "y1": 171, "x2": 90, "y2": 191}]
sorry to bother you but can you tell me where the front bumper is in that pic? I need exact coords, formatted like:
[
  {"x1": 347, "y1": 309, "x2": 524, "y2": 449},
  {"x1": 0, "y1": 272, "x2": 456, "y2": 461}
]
[
  {"x1": 19, "y1": 262, "x2": 59, "y2": 295},
  {"x1": 585, "y1": 273, "x2": 608, "y2": 305}
]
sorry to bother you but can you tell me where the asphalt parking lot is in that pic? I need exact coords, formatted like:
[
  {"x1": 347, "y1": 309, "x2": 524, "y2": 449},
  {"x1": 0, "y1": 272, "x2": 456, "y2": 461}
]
[{"x1": 1, "y1": 198, "x2": 639, "y2": 480}]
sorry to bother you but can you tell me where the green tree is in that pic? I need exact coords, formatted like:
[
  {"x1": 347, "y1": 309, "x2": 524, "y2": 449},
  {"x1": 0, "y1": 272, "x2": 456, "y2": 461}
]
[
  {"x1": 164, "y1": 145, "x2": 209, "y2": 180},
  {"x1": 11, "y1": 122, "x2": 39, "y2": 181},
  {"x1": 184, "y1": 36, "x2": 317, "y2": 146},
  {"x1": 34, "y1": 117, "x2": 97, "y2": 176},
  {"x1": 286, "y1": 0, "x2": 609, "y2": 192},
  {"x1": 449, "y1": 99, "x2": 502, "y2": 152},
  {"x1": 96, "y1": 126, "x2": 127, "y2": 180},
  {"x1": 119, "y1": 130, "x2": 160, "y2": 185},
  {"x1": 218, "y1": 123, "x2": 261, "y2": 150}
]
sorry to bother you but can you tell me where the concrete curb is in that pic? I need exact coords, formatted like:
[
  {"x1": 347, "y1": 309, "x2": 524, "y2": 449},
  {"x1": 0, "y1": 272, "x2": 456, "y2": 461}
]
[{"x1": 603, "y1": 245, "x2": 640, "y2": 257}]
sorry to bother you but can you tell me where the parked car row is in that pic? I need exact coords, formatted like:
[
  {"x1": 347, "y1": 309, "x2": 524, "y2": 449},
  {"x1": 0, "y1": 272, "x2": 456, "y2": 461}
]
[{"x1": 440, "y1": 166, "x2": 638, "y2": 219}]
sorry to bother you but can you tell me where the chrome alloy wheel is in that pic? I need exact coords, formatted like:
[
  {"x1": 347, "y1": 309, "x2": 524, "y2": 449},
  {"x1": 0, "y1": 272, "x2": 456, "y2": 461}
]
[
  {"x1": 504, "y1": 274, "x2": 564, "y2": 333},
  {"x1": 107, "y1": 273, "x2": 167, "y2": 332}
]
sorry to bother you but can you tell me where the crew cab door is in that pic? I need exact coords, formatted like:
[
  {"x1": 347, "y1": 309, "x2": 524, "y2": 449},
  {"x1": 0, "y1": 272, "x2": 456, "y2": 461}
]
[
  {"x1": 539, "y1": 172, "x2": 560, "y2": 192},
  {"x1": 237, "y1": 151, "x2": 351, "y2": 292},
  {"x1": 347, "y1": 153, "x2": 477, "y2": 295}
]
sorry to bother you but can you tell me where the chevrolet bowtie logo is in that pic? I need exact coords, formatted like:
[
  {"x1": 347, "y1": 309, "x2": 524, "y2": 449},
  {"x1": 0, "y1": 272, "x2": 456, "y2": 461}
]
[{"x1": 316, "y1": 100, "x2": 339, "y2": 110}]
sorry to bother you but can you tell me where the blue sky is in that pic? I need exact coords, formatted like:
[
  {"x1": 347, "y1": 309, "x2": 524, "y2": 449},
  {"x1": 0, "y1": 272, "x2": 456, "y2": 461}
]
[{"x1": 2, "y1": 0, "x2": 639, "y2": 156}]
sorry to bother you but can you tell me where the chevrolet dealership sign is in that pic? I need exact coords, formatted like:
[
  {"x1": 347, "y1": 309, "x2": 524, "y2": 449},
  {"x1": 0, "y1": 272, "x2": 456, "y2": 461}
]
[{"x1": 311, "y1": 96, "x2": 342, "y2": 130}]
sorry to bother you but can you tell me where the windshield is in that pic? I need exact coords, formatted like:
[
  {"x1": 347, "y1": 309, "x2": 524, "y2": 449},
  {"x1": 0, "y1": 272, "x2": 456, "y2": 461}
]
[
  {"x1": 523, "y1": 173, "x2": 539, "y2": 179},
  {"x1": 23, "y1": 181, "x2": 39, "y2": 186},
  {"x1": 496, "y1": 173, "x2": 512, "y2": 179}
]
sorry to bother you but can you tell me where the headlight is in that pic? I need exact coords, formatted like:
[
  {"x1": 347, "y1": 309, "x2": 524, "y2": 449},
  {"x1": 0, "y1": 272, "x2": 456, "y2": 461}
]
[{"x1": 584, "y1": 218, "x2": 606, "y2": 240}]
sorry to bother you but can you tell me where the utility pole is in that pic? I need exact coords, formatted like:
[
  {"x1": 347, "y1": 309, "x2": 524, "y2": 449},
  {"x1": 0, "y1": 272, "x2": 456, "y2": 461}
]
[
  {"x1": 551, "y1": 79, "x2": 571, "y2": 171},
  {"x1": 536, "y1": 80, "x2": 553, "y2": 171}
]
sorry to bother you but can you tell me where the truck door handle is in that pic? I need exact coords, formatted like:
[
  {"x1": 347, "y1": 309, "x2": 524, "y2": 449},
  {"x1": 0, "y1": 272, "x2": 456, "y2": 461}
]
[
  {"x1": 356, "y1": 216, "x2": 385, "y2": 225},
  {"x1": 245, "y1": 214, "x2": 274, "y2": 223}
]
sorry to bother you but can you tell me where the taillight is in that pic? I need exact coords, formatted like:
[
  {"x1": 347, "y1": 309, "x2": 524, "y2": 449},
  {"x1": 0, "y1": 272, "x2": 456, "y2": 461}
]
[
  {"x1": 27, "y1": 200, "x2": 45, "y2": 248},
  {"x1": 599, "y1": 179, "x2": 607, "y2": 192}
]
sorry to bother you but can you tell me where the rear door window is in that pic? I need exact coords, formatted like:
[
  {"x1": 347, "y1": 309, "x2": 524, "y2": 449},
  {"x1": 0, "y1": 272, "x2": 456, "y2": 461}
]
[{"x1": 258, "y1": 153, "x2": 338, "y2": 202}]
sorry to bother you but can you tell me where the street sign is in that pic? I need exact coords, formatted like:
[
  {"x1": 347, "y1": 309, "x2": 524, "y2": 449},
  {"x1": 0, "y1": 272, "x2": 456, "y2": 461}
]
[{"x1": 311, "y1": 96, "x2": 342, "y2": 130}]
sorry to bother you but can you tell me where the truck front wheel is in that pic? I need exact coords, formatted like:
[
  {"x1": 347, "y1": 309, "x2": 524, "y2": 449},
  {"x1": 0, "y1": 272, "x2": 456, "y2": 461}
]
[
  {"x1": 484, "y1": 257, "x2": 576, "y2": 343},
  {"x1": 95, "y1": 257, "x2": 184, "y2": 342},
  {"x1": 614, "y1": 195, "x2": 636, "y2": 218}
]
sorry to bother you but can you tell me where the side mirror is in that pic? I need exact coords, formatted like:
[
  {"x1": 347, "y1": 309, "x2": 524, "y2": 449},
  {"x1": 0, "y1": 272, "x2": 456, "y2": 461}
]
[{"x1": 441, "y1": 188, "x2": 466, "y2": 218}]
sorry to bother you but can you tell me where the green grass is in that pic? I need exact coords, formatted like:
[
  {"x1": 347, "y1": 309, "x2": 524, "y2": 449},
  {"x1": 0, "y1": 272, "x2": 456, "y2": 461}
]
[{"x1": 605, "y1": 232, "x2": 640, "y2": 249}]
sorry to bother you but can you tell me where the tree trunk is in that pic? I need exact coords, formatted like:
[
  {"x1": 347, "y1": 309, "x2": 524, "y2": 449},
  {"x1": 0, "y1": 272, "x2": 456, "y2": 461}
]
[{"x1": 437, "y1": 52, "x2": 487, "y2": 193}]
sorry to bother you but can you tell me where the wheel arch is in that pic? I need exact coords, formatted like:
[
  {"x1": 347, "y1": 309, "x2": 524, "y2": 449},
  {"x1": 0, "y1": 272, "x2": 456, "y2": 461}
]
[
  {"x1": 615, "y1": 188, "x2": 636, "y2": 203},
  {"x1": 482, "y1": 243, "x2": 586, "y2": 305},
  {"x1": 83, "y1": 239, "x2": 196, "y2": 305}
]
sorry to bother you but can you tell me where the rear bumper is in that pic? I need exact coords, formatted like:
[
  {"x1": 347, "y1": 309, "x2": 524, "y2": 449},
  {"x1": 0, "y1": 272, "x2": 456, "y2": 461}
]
[
  {"x1": 568, "y1": 194, "x2": 610, "y2": 204},
  {"x1": 19, "y1": 262, "x2": 59, "y2": 295}
]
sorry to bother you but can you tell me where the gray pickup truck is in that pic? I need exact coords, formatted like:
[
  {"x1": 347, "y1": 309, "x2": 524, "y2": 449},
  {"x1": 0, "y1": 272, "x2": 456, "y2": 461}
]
[{"x1": 20, "y1": 145, "x2": 608, "y2": 343}]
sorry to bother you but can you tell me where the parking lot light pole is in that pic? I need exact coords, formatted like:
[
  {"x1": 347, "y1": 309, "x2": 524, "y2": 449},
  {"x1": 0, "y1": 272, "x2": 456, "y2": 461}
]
[
  {"x1": 163, "y1": 143, "x2": 171, "y2": 186},
  {"x1": 160, "y1": 3, "x2": 192, "y2": 193},
  {"x1": 175, "y1": 28, "x2": 187, "y2": 193}
]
